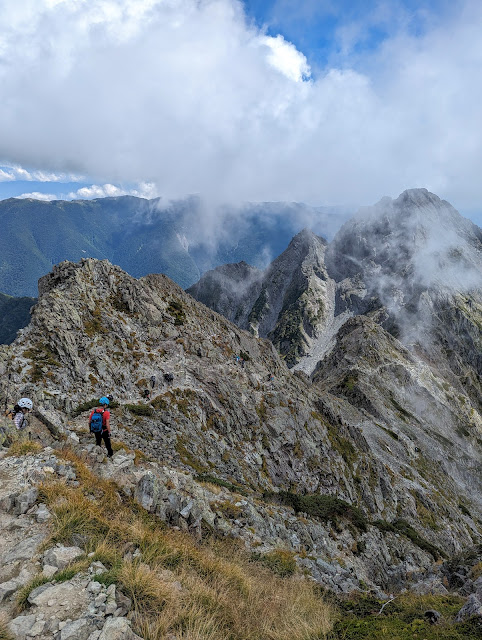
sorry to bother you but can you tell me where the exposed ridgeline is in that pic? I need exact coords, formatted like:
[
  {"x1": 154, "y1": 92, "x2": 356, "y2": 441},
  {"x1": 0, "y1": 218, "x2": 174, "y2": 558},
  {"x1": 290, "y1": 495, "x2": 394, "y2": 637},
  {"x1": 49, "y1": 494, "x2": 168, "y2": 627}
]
[
  {"x1": 0, "y1": 257, "x2": 481, "y2": 597},
  {"x1": 189, "y1": 190, "x2": 482, "y2": 498},
  {"x1": 324, "y1": 188, "x2": 482, "y2": 405},
  {"x1": 188, "y1": 229, "x2": 335, "y2": 367}
]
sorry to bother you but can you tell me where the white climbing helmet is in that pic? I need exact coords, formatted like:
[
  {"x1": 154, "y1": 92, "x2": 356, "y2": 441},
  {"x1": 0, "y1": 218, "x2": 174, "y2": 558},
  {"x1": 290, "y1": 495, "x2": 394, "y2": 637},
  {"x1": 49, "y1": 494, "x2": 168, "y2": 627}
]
[{"x1": 18, "y1": 397, "x2": 33, "y2": 410}]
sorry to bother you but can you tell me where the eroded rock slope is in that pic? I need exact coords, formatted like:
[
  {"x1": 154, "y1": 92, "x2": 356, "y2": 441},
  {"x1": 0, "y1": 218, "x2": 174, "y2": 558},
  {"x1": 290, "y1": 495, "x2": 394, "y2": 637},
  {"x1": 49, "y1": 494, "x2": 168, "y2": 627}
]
[{"x1": 0, "y1": 254, "x2": 480, "y2": 603}]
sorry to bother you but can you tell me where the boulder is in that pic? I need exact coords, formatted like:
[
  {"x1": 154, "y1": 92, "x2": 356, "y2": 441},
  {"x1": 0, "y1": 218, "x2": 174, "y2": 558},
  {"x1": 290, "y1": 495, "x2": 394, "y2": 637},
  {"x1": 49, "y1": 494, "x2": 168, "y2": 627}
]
[
  {"x1": 8, "y1": 614, "x2": 36, "y2": 640},
  {"x1": 455, "y1": 594, "x2": 482, "y2": 622},
  {"x1": 43, "y1": 545, "x2": 83, "y2": 569},
  {"x1": 98, "y1": 617, "x2": 143, "y2": 640},
  {"x1": 60, "y1": 617, "x2": 97, "y2": 640}
]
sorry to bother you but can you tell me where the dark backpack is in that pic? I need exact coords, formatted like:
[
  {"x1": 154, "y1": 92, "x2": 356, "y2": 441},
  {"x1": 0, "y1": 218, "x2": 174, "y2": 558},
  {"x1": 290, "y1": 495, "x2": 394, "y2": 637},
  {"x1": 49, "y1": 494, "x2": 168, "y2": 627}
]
[
  {"x1": 5, "y1": 404, "x2": 21, "y2": 422},
  {"x1": 90, "y1": 409, "x2": 104, "y2": 433}
]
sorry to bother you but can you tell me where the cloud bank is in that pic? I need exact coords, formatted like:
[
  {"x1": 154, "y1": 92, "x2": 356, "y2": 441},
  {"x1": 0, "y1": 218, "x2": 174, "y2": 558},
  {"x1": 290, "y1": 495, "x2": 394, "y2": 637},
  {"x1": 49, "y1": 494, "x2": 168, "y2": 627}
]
[{"x1": 1, "y1": 0, "x2": 482, "y2": 209}]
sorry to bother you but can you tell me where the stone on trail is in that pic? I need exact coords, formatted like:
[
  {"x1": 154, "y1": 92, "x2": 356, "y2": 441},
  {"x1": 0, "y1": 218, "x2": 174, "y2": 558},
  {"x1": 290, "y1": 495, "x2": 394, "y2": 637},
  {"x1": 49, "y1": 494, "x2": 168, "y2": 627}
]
[
  {"x1": 98, "y1": 617, "x2": 143, "y2": 640},
  {"x1": 43, "y1": 545, "x2": 84, "y2": 569}
]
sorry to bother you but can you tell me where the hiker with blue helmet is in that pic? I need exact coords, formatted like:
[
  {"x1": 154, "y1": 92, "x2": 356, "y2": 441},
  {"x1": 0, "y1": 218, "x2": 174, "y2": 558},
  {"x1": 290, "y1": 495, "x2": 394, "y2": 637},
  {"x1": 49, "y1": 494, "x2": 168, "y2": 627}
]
[{"x1": 89, "y1": 396, "x2": 113, "y2": 457}]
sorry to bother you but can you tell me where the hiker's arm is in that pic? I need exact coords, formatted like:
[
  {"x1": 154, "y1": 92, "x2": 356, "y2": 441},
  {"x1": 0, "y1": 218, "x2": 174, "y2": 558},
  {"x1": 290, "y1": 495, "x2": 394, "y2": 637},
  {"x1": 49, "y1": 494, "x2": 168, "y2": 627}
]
[{"x1": 105, "y1": 415, "x2": 111, "y2": 433}]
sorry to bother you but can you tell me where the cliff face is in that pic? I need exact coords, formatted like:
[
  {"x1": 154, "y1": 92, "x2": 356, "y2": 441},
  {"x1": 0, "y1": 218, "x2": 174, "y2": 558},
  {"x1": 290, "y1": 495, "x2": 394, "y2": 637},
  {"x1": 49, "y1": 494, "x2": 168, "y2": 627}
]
[
  {"x1": 188, "y1": 229, "x2": 336, "y2": 366},
  {"x1": 0, "y1": 247, "x2": 480, "y2": 598}
]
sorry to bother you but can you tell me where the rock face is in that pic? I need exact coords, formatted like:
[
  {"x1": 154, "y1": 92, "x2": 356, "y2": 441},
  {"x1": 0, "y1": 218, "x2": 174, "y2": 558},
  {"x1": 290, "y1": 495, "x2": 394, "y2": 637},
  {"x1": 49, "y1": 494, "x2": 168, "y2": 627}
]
[
  {"x1": 189, "y1": 189, "x2": 482, "y2": 517},
  {"x1": 188, "y1": 229, "x2": 336, "y2": 366},
  {"x1": 0, "y1": 188, "x2": 480, "y2": 610}
]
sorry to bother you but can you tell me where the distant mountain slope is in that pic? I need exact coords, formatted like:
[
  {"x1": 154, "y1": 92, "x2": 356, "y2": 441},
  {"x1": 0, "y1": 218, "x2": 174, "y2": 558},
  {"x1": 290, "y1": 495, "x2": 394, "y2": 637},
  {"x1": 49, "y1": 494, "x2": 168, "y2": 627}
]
[
  {"x1": 0, "y1": 196, "x2": 349, "y2": 297},
  {"x1": 188, "y1": 229, "x2": 334, "y2": 365},
  {"x1": 0, "y1": 292, "x2": 36, "y2": 344},
  {"x1": 0, "y1": 196, "x2": 198, "y2": 295},
  {"x1": 189, "y1": 189, "x2": 482, "y2": 405}
]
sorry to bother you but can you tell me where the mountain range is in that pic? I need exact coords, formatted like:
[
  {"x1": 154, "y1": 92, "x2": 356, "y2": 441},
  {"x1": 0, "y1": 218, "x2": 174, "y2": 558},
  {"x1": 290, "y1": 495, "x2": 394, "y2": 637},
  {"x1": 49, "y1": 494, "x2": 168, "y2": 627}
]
[
  {"x1": 0, "y1": 195, "x2": 349, "y2": 298},
  {"x1": 0, "y1": 187, "x2": 481, "y2": 636}
]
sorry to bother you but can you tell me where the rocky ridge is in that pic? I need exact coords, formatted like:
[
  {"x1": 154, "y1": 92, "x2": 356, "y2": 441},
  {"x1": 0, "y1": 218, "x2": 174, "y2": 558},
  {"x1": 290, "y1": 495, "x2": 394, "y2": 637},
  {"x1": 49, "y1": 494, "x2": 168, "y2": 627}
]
[
  {"x1": 0, "y1": 252, "x2": 479, "y2": 604},
  {"x1": 0, "y1": 414, "x2": 481, "y2": 638}
]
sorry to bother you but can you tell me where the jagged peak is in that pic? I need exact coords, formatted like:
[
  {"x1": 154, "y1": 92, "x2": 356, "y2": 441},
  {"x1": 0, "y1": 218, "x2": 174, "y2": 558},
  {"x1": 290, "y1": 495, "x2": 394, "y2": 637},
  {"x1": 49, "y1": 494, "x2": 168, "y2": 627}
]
[{"x1": 289, "y1": 227, "x2": 327, "y2": 246}]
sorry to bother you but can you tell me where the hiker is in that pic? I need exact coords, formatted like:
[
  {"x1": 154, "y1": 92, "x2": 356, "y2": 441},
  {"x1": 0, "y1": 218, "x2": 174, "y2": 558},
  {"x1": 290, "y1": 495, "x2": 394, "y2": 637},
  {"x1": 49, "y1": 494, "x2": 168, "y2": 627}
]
[
  {"x1": 142, "y1": 388, "x2": 151, "y2": 401},
  {"x1": 150, "y1": 375, "x2": 156, "y2": 390},
  {"x1": 164, "y1": 372, "x2": 174, "y2": 386},
  {"x1": 11, "y1": 397, "x2": 33, "y2": 431},
  {"x1": 89, "y1": 396, "x2": 113, "y2": 457}
]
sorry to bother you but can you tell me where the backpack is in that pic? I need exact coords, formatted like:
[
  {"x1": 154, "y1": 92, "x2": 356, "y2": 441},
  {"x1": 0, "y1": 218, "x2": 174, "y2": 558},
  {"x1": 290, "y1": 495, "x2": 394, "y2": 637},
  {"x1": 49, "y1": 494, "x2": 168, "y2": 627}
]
[
  {"x1": 5, "y1": 406, "x2": 26, "y2": 430},
  {"x1": 90, "y1": 409, "x2": 104, "y2": 433},
  {"x1": 4, "y1": 404, "x2": 20, "y2": 421}
]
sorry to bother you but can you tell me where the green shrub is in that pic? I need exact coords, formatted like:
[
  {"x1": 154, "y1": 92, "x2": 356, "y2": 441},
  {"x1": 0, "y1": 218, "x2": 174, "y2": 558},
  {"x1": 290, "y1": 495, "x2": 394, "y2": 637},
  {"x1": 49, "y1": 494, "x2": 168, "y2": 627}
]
[
  {"x1": 126, "y1": 404, "x2": 154, "y2": 417},
  {"x1": 167, "y1": 299, "x2": 186, "y2": 325},
  {"x1": 195, "y1": 473, "x2": 249, "y2": 496},
  {"x1": 251, "y1": 550, "x2": 297, "y2": 577},
  {"x1": 268, "y1": 491, "x2": 367, "y2": 531},
  {"x1": 373, "y1": 519, "x2": 445, "y2": 559},
  {"x1": 329, "y1": 592, "x2": 476, "y2": 640}
]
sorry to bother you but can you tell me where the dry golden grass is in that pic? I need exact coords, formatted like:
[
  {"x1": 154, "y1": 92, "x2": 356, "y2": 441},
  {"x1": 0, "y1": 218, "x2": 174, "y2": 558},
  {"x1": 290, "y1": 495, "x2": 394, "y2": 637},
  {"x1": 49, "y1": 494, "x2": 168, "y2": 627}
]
[
  {"x1": 37, "y1": 445, "x2": 333, "y2": 640},
  {"x1": 0, "y1": 616, "x2": 14, "y2": 640},
  {"x1": 6, "y1": 440, "x2": 42, "y2": 457}
]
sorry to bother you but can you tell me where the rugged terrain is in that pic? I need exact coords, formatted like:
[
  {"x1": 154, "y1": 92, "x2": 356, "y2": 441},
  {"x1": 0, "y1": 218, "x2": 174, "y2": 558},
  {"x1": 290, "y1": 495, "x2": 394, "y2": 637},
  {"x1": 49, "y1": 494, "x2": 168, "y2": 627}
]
[{"x1": 0, "y1": 188, "x2": 480, "y2": 638}]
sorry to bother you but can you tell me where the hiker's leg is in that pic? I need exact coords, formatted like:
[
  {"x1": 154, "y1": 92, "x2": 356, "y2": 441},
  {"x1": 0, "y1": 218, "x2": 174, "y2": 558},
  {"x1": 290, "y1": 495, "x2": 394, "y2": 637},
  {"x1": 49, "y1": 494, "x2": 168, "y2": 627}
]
[
  {"x1": 103, "y1": 431, "x2": 113, "y2": 457},
  {"x1": 95, "y1": 432, "x2": 102, "y2": 447}
]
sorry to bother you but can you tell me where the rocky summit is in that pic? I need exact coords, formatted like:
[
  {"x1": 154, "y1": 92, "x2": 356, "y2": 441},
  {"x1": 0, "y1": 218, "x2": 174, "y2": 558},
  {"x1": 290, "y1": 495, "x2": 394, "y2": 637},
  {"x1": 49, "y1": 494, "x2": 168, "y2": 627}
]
[{"x1": 0, "y1": 188, "x2": 480, "y2": 639}]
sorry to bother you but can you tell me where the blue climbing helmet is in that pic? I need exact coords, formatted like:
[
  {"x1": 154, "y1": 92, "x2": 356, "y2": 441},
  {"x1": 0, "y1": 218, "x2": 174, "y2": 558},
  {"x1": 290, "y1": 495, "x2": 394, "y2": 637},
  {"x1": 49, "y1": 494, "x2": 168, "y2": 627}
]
[{"x1": 99, "y1": 396, "x2": 110, "y2": 406}]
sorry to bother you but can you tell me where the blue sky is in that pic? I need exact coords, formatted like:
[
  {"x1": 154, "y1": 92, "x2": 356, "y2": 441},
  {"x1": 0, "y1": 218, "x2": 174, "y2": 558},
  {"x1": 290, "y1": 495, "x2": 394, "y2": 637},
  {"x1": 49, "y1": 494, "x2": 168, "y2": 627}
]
[
  {"x1": 244, "y1": 0, "x2": 445, "y2": 66},
  {"x1": 0, "y1": 0, "x2": 481, "y2": 226}
]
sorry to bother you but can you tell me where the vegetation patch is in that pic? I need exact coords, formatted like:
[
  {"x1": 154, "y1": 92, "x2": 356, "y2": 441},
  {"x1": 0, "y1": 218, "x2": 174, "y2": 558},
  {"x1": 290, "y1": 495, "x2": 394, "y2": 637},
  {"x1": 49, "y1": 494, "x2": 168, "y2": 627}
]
[
  {"x1": 211, "y1": 499, "x2": 243, "y2": 520},
  {"x1": 325, "y1": 423, "x2": 358, "y2": 467},
  {"x1": 6, "y1": 440, "x2": 42, "y2": 457},
  {"x1": 251, "y1": 550, "x2": 297, "y2": 577},
  {"x1": 0, "y1": 617, "x2": 14, "y2": 640},
  {"x1": 23, "y1": 343, "x2": 60, "y2": 382},
  {"x1": 267, "y1": 491, "x2": 367, "y2": 532},
  {"x1": 175, "y1": 437, "x2": 208, "y2": 474},
  {"x1": 195, "y1": 473, "x2": 249, "y2": 496},
  {"x1": 167, "y1": 299, "x2": 186, "y2": 326},
  {"x1": 35, "y1": 447, "x2": 333, "y2": 640},
  {"x1": 389, "y1": 395, "x2": 418, "y2": 423},
  {"x1": 83, "y1": 307, "x2": 108, "y2": 337},
  {"x1": 256, "y1": 398, "x2": 267, "y2": 421},
  {"x1": 328, "y1": 592, "x2": 479, "y2": 640},
  {"x1": 373, "y1": 519, "x2": 446, "y2": 559},
  {"x1": 150, "y1": 394, "x2": 168, "y2": 411},
  {"x1": 126, "y1": 404, "x2": 154, "y2": 417}
]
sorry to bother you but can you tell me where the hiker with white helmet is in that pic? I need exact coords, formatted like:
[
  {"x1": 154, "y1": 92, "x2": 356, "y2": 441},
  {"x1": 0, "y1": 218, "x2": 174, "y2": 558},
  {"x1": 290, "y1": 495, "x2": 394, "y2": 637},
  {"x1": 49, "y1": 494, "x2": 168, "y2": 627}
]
[
  {"x1": 13, "y1": 397, "x2": 33, "y2": 431},
  {"x1": 89, "y1": 396, "x2": 113, "y2": 457}
]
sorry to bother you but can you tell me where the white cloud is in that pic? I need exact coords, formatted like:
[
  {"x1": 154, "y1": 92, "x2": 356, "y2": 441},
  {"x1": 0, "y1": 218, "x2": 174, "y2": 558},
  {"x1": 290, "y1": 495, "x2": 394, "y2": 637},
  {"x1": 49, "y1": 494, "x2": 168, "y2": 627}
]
[
  {"x1": 0, "y1": 0, "x2": 482, "y2": 211},
  {"x1": 261, "y1": 35, "x2": 311, "y2": 82},
  {"x1": 67, "y1": 182, "x2": 157, "y2": 199},
  {"x1": 0, "y1": 164, "x2": 83, "y2": 182},
  {"x1": 16, "y1": 192, "x2": 58, "y2": 200}
]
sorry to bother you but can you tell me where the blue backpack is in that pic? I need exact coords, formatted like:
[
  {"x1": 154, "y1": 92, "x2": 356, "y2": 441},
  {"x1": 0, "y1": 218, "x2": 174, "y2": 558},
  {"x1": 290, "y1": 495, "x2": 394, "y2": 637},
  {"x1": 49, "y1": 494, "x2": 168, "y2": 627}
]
[{"x1": 90, "y1": 409, "x2": 104, "y2": 433}]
